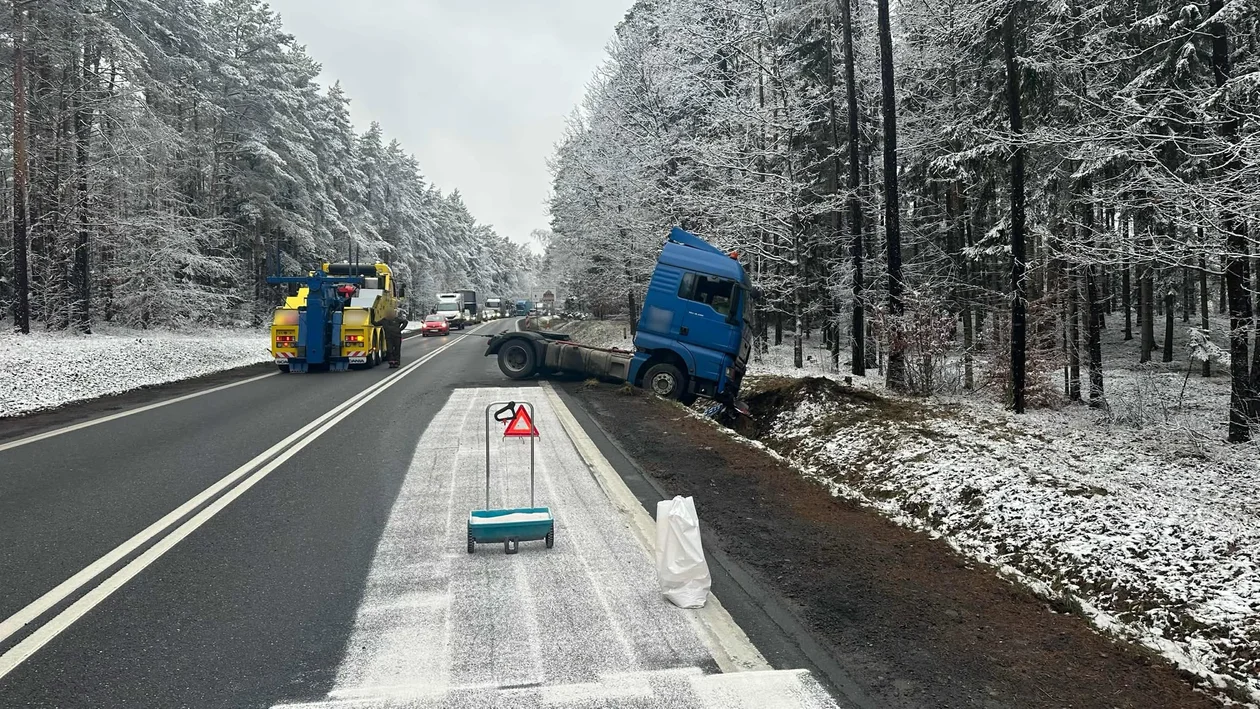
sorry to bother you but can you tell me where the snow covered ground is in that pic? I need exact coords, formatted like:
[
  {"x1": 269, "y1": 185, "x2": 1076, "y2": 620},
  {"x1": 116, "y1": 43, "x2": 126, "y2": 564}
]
[
  {"x1": 748, "y1": 377, "x2": 1258, "y2": 704},
  {"x1": 0, "y1": 326, "x2": 271, "y2": 418},
  {"x1": 560, "y1": 315, "x2": 1260, "y2": 703},
  {"x1": 535, "y1": 317, "x2": 635, "y2": 351}
]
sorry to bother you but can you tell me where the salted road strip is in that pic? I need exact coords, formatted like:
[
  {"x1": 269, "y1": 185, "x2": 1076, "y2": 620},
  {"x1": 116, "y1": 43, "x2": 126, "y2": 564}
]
[{"x1": 275, "y1": 386, "x2": 839, "y2": 708}]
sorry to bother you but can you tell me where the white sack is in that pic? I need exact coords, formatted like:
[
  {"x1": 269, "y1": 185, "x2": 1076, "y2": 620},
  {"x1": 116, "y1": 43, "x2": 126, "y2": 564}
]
[{"x1": 655, "y1": 495, "x2": 711, "y2": 608}]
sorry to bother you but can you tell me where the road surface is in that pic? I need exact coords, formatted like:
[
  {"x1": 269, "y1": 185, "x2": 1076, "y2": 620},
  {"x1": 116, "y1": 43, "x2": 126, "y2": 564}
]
[{"x1": 0, "y1": 320, "x2": 839, "y2": 708}]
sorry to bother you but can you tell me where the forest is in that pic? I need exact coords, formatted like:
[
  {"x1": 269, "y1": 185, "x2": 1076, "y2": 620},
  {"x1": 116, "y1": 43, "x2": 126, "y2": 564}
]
[
  {"x1": 545, "y1": 0, "x2": 1260, "y2": 442},
  {"x1": 0, "y1": 0, "x2": 537, "y2": 334}
]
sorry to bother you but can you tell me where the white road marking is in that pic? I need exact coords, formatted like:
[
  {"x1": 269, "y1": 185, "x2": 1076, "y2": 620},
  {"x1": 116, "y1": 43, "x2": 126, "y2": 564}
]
[
  {"x1": 0, "y1": 372, "x2": 277, "y2": 452},
  {"x1": 274, "y1": 386, "x2": 841, "y2": 709},
  {"x1": 0, "y1": 326, "x2": 497, "y2": 681}
]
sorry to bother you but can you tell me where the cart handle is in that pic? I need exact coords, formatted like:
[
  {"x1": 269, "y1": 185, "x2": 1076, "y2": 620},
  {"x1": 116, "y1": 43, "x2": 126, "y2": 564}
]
[
  {"x1": 492, "y1": 401, "x2": 516, "y2": 422},
  {"x1": 484, "y1": 401, "x2": 536, "y2": 510}
]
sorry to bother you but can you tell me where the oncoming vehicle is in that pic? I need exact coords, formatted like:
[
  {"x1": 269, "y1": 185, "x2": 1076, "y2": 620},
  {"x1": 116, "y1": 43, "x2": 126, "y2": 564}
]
[
  {"x1": 421, "y1": 314, "x2": 450, "y2": 337},
  {"x1": 436, "y1": 293, "x2": 465, "y2": 329}
]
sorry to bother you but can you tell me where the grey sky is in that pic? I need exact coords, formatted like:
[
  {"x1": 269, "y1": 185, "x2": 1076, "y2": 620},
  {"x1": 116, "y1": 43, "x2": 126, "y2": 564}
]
[{"x1": 263, "y1": 0, "x2": 630, "y2": 250}]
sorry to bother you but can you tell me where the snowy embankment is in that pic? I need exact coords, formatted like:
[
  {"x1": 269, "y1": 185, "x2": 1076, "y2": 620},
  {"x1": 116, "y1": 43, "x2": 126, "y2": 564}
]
[
  {"x1": 747, "y1": 377, "x2": 1258, "y2": 703},
  {"x1": 562, "y1": 318, "x2": 1259, "y2": 702},
  {"x1": 0, "y1": 327, "x2": 271, "y2": 418}
]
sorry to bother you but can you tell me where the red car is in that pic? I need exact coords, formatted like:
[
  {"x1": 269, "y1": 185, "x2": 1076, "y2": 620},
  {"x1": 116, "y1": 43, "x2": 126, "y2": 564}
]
[{"x1": 421, "y1": 314, "x2": 450, "y2": 337}]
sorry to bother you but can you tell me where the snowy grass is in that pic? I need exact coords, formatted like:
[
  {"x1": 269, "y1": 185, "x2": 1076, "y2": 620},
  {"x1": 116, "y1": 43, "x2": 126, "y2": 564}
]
[{"x1": 0, "y1": 325, "x2": 271, "y2": 418}]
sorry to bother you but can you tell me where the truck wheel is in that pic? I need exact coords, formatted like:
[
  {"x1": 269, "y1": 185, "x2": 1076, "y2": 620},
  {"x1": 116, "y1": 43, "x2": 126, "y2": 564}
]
[
  {"x1": 499, "y1": 341, "x2": 538, "y2": 379},
  {"x1": 644, "y1": 363, "x2": 686, "y2": 401}
]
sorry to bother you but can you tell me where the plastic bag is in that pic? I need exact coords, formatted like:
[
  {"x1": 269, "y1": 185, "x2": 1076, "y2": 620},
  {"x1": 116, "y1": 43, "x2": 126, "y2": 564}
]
[{"x1": 655, "y1": 495, "x2": 711, "y2": 608}]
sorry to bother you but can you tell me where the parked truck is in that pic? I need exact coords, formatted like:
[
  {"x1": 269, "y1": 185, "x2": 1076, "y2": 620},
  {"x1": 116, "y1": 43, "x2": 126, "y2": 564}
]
[
  {"x1": 485, "y1": 227, "x2": 752, "y2": 405},
  {"x1": 457, "y1": 289, "x2": 479, "y2": 324},
  {"x1": 268, "y1": 261, "x2": 401, "y2": 373},
  {"x1": 483, "y1": 297, "x2": 503, "y2": 320}
]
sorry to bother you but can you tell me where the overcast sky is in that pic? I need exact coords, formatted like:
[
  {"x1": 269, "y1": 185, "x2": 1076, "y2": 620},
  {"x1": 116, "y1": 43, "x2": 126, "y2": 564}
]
[{"x1": 263, "y1": 0, "x2": 631, "y2": 250}]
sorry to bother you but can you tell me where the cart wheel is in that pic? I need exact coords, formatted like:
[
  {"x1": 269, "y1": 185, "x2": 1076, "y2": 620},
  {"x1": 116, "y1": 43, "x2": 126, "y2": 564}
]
[
  {"x1": 467, "y1": 529, "x2": 475, "y2": 554},
  {"x1": 545, "y1": 529, "x2": 555, "y2": 549}
]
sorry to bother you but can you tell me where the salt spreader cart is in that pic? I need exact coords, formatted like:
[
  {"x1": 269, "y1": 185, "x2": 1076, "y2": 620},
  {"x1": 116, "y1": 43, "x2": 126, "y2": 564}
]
[{"x1": 467, "y1": 401, "x2": 555, "y2": 554}]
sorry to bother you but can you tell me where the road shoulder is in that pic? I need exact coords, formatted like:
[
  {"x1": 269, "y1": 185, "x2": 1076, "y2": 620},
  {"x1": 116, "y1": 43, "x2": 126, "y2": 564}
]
[{"x1": 558, "y1": 380, "x2": 1223, "y2": 709}]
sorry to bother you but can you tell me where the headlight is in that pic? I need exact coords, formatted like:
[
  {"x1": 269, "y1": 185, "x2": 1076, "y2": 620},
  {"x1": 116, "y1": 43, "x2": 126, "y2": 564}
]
[{"x1": 724, "y1": 366, "x2": 735, "y2": 381}]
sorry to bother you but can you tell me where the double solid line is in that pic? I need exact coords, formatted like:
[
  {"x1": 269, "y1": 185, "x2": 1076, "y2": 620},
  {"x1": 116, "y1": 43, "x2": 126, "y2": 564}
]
[{"x1": 0, "y1": 333, "x2": 468, "y2": 681}]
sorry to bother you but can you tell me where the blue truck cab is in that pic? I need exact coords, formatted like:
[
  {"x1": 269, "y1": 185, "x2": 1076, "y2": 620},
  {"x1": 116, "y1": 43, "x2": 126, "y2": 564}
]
[{"x1": 628, "y1": 227, "x2": 753, "y2": 403}]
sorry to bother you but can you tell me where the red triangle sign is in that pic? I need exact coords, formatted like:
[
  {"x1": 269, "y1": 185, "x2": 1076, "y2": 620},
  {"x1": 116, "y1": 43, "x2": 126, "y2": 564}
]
[{"x1": 503, "y1": 406, "x2": 538, "y2": 437}]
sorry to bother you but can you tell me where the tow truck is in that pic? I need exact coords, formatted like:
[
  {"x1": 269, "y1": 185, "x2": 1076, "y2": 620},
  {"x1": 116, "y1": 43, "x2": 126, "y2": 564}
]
[
  {"x1": 269, "y1": 261, "x2": 402, "y2": 373},
  {"x1": 485, "y1": 227, "x2": 752, "y2": 407}
]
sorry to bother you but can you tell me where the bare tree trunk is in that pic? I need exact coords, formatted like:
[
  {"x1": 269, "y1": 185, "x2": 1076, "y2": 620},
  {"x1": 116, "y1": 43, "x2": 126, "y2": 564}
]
[
  {"x1": 1123, "y1": 259, "x2": 1133, "y2": 340},
  {"x1": 12, "y1": 2, "x2": 31, "y2": 334},
  {"x1": 1163, "y1": 290, "x2": 1175, "y2": 363},
  {"x1": 627, "y1": 289, "x2": 638, "y2": 336},
  {"x1": 1140, "y1": 260, "x2": 1155, "y2": 363},
  {"x1": 1081, "y1": 183, "x2": 1104, "y2": 402},
  {"x1": 963, "y1": 306, "x2": 974, "y2": 389},
  {"x1": 1218, "y1": 255, "x2": 1227, "y2": 314},
  {"x1": 1067, "y1": 267, "x2": 1081, "y2": 401},
  {"x1": 1182, "y1": 266, "x2": 1192, "y2": 323},
  {"x1": 1211, "y1": 0, "x2": 1253, "y2": 441},
  {"x1": 794, "y1": 285, "x2": 804, "y2": 368},
  {"x1": 842, "y1": 0, "x2": 864, "y2": 376},
  {"x1": 1004, "y1": 7, "x2": 1027, "y2": 413},
  {"x1": 72, "y1": 36, "x2": 96, "y2": 333},
  {"x1": 877, "y1": 0, "x2": 906, "y2": 391},
  {"x1": 1199, "y1": 254, "x2": 1211, "y2": 377}
]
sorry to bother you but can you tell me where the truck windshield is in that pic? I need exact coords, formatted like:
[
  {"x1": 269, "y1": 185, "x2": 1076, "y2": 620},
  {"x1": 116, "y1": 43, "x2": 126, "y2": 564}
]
[{"x1": 437, "y1": 302, "x2": 458, "y2": 312}]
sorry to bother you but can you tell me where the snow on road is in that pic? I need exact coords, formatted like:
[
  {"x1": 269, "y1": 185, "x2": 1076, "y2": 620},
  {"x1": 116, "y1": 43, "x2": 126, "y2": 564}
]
[
  {"x1": 275, "y1": 386, "x2": 839, "y2": 709},
  {"x1": 0, "y1": 326, "x2": 270, "y2": 418}
]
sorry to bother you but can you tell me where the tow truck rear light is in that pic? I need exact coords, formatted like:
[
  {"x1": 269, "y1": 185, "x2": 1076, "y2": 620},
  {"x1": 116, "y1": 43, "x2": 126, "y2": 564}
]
[
  {"x1": 276, "y1": 335, "x2": 295, "y2": 344},
  {"x1": 345, "y1": 334, "x2": 364, "y2": 343}
]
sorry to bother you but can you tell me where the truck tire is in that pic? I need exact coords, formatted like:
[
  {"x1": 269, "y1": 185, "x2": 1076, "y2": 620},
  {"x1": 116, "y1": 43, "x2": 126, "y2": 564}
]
[
  {"x1": 498, "y1": 340, "x2": 538, "y2": 379},
  {"x1": 644, "y1": 363, "x2": 687, "y2": 401}
]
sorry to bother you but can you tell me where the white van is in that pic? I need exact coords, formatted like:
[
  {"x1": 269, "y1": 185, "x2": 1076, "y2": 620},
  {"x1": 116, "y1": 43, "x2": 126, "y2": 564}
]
[{"x1": 436, "y1": 293, "x2": 465, "y2": 329}]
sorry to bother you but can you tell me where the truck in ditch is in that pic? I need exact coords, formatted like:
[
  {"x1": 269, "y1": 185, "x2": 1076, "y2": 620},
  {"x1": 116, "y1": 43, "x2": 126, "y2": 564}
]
[{"x1": 484, "y1": 227, "x2": 752, "y2": 406}]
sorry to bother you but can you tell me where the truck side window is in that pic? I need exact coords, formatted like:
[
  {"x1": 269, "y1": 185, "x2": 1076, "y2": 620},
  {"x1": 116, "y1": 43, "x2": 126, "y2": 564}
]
[
  {"x1": 679, "y1": 274, "x2": 735, "y2": 317},
  {"x1": 677, "y1": 273, "x2": 696, "y2": 300}
]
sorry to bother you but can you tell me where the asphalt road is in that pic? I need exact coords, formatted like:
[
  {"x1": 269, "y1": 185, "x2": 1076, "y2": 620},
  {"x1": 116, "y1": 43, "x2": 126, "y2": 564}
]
[{"x1": 0, "y1": 321, "x2": 840, "y2": 708}]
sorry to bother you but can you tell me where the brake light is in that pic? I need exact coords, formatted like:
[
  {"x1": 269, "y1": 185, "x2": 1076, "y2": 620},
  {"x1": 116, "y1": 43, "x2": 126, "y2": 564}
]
[
  {"x1": 345, "y1": 334, "x2": 364, "y2": 343},
  {"x1": 276, "y1": 335, "x2": 295, "y2": 344}
]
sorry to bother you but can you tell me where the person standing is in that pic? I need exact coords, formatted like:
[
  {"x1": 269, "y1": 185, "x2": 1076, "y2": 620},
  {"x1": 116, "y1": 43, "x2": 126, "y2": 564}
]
[{"x1": 383, "y1": 311, "x2": 408, "y2": 368}]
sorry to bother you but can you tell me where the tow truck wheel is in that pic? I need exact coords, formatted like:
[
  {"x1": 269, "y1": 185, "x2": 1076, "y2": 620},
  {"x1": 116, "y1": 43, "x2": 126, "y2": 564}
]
[
  {"x1": 644, "y1": 363, "x2": 686, "y2": 401},
  {"x1": 499, "y1": 341, "x2": 538, "y2": 379}
]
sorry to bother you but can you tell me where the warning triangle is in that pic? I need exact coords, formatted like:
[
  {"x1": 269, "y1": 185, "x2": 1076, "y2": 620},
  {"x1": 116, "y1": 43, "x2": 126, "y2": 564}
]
[{"x1": 503, "y1": 406, "x2": 539, "y2": 437}]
